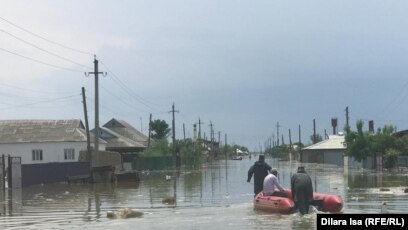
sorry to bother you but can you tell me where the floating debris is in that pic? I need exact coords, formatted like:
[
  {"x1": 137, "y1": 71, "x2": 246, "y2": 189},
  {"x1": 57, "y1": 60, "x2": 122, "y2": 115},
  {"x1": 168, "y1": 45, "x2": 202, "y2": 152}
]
[
  {"x1": 107, "y1": 208, "x2": 143, "y2": 219},
  {"x1": 162, "y1": 197, "x2": 176, "y2": 205}
]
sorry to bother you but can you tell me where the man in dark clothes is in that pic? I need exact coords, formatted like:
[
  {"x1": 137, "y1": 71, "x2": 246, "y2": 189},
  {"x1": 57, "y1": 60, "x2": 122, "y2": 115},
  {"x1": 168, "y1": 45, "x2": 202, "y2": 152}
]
[
  {"x1": 247, "y1": 155, "x2": 272, "y2": 195},
  {"x1": 291, "y1": 166, "x2": 313, "y2": 215}
]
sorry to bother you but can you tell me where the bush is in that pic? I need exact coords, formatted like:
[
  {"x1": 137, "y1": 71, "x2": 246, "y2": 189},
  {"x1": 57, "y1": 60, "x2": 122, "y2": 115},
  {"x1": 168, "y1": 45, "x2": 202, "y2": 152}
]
[{"x1": 383, "y1": 149, "x2": 399, "y2": 169}]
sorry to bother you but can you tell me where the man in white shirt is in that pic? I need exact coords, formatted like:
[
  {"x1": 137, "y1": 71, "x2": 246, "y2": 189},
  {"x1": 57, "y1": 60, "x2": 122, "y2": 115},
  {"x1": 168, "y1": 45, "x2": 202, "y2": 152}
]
[{"x1": 263, "y1": 168, "x2": 286, "y2": 197}]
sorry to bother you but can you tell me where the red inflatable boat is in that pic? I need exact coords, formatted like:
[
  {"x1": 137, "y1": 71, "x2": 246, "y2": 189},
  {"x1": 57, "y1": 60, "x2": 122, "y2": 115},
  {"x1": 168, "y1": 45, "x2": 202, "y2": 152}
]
[
  {"x1": 253, "y1": 192, "x2": 295, "y2": 214},
  {"x1": 253, "y1": 188, "x2": 343, "y2": 214}
]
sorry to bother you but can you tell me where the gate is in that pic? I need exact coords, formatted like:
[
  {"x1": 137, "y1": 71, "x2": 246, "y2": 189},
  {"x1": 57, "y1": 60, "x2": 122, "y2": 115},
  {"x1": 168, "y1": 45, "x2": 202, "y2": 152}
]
[{"x1": 0, "y1": 155, "x2": 22, "y2": 189}]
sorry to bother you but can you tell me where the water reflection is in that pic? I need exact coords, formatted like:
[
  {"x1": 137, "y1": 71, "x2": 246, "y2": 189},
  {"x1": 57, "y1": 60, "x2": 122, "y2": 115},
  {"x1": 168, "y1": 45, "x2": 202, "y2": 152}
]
[{"x1": 1, "y1": 157, "x2": 408, "y2": 229}]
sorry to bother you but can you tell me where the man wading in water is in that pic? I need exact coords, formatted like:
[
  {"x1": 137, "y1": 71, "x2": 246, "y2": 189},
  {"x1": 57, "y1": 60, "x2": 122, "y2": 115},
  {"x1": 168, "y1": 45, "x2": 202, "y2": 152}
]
[
  {"x1": 247, "y1": 155, "x2": 272, "y2": 195},
  {"x1": 291, "y1": 166, "x2": 313, "y2": 215}
]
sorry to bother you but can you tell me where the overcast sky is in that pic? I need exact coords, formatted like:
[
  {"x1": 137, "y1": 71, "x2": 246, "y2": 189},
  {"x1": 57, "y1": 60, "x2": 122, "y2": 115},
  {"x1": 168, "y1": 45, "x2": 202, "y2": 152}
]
[{"x1": 1, "y1": 1, "x2": 408, "y2": 150}]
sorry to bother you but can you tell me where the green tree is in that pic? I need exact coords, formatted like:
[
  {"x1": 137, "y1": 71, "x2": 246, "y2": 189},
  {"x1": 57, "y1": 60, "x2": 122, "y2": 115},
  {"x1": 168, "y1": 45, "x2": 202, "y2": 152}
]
[
  {"x1": 344, "y1": 120, "x2": 372, "y2": 162},
  {"x1": 396, "y1": 135, "x2": 408, "y2": 155},
  {"x1": 150, "y1": 119, "x2": 171, "y2": 139},
  {"x1": 383, "y1": 148, "x2": 399, "y2": 169},
  {"x1": 371, "y1": 125, "x2": 397, "y2": 155}
]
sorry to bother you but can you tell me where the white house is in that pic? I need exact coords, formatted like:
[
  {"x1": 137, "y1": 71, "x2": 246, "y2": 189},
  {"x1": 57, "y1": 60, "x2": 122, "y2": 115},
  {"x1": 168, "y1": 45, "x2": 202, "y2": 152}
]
[{"x1": 0, "y1": 119, "x2": 106, "y2": 165}]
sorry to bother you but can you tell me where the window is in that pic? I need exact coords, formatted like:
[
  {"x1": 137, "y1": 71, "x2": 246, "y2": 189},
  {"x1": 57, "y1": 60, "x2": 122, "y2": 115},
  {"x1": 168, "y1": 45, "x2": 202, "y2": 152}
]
[
  {"x1": 64, "y1": 148, "x2": 75, "y2": 160},
  {"x1": 32, "y1": 149, "x2": 43, "y2": 161}
]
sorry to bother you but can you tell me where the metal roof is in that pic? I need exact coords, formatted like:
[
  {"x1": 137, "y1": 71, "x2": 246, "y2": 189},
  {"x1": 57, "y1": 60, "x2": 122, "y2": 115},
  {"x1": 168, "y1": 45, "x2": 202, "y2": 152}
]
[
  {"x1": 94, "y1": 118, "x2": 148, "y2": 149},
  {"x1": 302, "y1": 135, "x2": 346, "y2": 150},
  {"x1": 0, "y1": 120, "x2": 89, "y2": 144},
  {"x1": 99, "y1": 127, "x2": 146, "y2": 148}
]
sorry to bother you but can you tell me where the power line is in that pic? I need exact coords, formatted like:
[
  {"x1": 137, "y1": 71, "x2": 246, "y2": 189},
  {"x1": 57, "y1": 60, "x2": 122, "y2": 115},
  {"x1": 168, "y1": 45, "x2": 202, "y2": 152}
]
[
  {"x1": 0, "y1": 16, "x2": 93, "y2": 56},
  {"x1": 100, "y1": 85, "x2": 150, "y2": 113},
  {"x1": 0, "y1": 28, "x2": 92, "y2": 69},
  {"x1": 0, "y1": 47, "x2": 84, "y2": 73},
  {"x1": 0, "y1": 94, "x2": 80, "y2": 110},
  {"x1": 99, "y1": 60, "x2": 167, "y2": 113},
  {"x1": 0, "y1": 83, "x2": 77, "y2": 95}
]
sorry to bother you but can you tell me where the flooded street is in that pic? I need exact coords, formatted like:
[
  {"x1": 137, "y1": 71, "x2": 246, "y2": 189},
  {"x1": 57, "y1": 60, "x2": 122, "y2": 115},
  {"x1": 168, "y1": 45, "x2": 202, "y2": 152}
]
[{"x1": 1, "y1": 156, "x2": 408, "y2": 230}]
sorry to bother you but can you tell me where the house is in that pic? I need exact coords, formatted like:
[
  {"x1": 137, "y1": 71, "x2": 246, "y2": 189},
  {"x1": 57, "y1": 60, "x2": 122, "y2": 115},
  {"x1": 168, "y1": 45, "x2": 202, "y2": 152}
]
[
  {"x1": 301, "y1": 135, "x2": 346, "y2": 167},
  {"x1": 94, "y1": 118, "x2": 148, "y2": 170},
  {"x1": 0, "y1": 119, "x2": 106, "y2": 187}
]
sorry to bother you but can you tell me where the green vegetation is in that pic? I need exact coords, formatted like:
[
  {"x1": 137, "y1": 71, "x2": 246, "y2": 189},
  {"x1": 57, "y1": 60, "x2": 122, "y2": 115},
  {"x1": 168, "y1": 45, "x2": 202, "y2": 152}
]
[
  {"x1": 142, "y1": 117, "x2": 249, "y2": 167},
  {"x1": 150, "y1": 119, "x2": 171, "y2": 139},
  {"x1": 344, "y1": 120, "x2": 406, "y2": 169},
  {"x1": 143, "y1": 138, "x2": 170, "y2": 157},
  {"x1": 174, "y1": 139, "x2": 204, "y2": 168}
]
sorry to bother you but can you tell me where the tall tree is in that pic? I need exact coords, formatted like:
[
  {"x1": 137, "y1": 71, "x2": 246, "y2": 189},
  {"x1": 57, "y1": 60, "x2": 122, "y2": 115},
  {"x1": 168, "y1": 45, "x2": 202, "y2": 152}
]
[
  {"x1": 150, "y1": 119, "x2": 171, "y2": 139},
  {"x1": 344, "y1": 120, "x2": 371, "y2": 162}
]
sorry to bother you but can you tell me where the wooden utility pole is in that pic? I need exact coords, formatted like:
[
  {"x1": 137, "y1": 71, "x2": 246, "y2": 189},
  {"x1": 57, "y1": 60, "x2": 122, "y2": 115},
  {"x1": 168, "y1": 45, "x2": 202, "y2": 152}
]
[
  {"x1": 81, "y1": 87, "x2": 92, "y2": 164},
  {"x1": 313, "y1": 119, "x2": 316, "y2": 144},
  {"x1": 289, "y1": 129, "x2": 292, "y2": 149},
  {"x1": 198, "y1": 118, "x2": 203, "y2": 140},
  {"x1": 224, "y1": 133, "x2": 227, "y2": 159},
  {"x1": 183, "y1": 123, "x2": 186, "y2": 140},
  {"x1": 345, "y1": 106, "x2": 349, "y2": 130},
  {"x1": 272, "y1": 135, "x2": 275, "y2": 147},
  {"x1": 86, "y1": 56, "x2": 105, "y2": 155},
  {"x1": 148, "y1": 113, "x2": 152, "y2": 147},
  {"x1": 298, "y1": 124, "x2": 302, "y2": 162},
  {"x1": 209, "y1": 121, "x2": 214, "y2": 156},
  {"x1": 276, "y1": 122, "x2": 280, "y2": 146},
  {"x1": 169, "y1": 103, "x2": 179, "y2": 166}
]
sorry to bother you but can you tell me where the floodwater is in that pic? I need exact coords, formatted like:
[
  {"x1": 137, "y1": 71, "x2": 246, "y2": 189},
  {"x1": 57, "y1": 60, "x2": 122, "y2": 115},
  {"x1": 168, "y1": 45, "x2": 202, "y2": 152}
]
[{"x1": 1, "y1": 156, "x2": 408, "y2": 230}]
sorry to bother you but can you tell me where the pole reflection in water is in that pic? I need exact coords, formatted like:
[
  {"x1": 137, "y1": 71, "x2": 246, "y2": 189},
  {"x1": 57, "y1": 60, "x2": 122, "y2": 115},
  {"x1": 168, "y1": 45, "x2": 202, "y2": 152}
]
[{"x1": 2, "y1": 159, "x2": 408, "y2": 230}]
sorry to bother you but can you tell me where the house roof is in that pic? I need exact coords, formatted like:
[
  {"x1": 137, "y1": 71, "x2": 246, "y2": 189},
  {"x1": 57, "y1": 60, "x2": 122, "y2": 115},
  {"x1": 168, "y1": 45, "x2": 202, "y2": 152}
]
[
  {"x1": 0, "y1": 120, "x2": 94, "y2": 144},
  {"x1": 302, "y1": 135, "x2": 346, "y2": 151},
  {"x1": 100, "y1": 127, "x2": 146, "y2": 148},
  {"x1": 99, "y1": 118, "x2": 148, "y2": 149}
]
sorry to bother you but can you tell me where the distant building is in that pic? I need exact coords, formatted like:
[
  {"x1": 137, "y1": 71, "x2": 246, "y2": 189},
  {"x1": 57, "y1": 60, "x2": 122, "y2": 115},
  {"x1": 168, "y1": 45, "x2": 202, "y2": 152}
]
[
  {"x1": 0, "y1": 119, "x2": 106, "y2": 187},
  {"x1": 301, "y1": 135, "x2": 346, "y2": 166}
]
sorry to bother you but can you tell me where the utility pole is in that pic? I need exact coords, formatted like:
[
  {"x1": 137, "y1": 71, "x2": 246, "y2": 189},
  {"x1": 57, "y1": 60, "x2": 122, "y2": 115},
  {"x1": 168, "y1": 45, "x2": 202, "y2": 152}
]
[
  {"x1": 169, "y1": 103, "x2": 179, "y2": 167},
  {"x1": 81, "y1": 87, "x2": 92, "y2": 165},
  {"x1": 272, "y1": 134, "x2": 275, "y2": 147},
  {"x1": 209, "y1": 121, "x2": 214, "y2": 157},
  {"x1": 345, "y1": 106, "x2": 349, "y2": 131},
  {"x1": 289, "y1": 129, "x2": 292, "y2": 150},
  {"x1": 298, "y1": 124, "x2": 302, "y2": 162},
  {"x1": 198, "y1": 118, "x2": 203, "y2": 140},
  {"x1": 183, "y1": 123, "x2": 186, "y2": 140},
  {"x1": 313, "y1": 119, "x2": 316, "y2": 144},
  {"x1": 86, "y1": 56, "x2": 105, "y2": 155},
  {"x1": 148, "y1": 113, "x2": 152, "y2": 147},
  {"x1": 224, "y1": 133, "x2": 227, "y2": 159},
  {"x1": 276, "y1": 122, "x2": 280, "y2": 146}
]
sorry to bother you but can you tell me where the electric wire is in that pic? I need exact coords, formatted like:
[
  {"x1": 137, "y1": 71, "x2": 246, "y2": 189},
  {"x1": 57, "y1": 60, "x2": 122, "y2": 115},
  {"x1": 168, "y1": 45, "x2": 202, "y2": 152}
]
[
  {"x1": 100, "y1": 85, "x2": 150, "y2": 113},
  {"x1": 99, "y1": 59, "x2": 167, "y2": 113},
  {"x1": 0, "y1": 83, "x2": 77, "y2": 95},
  {"x1": 0, "y1": 94, "x2": 81, "y2": 110},
  {"x1": 0, "y1": 28, "x2": 92, "y2": 69},
  {"x1": 0, "y1": 47, "x2": 83, "y2": 73},
  {"x1": 0, "y1": 16, "x2": 93, "y2": 56}
]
